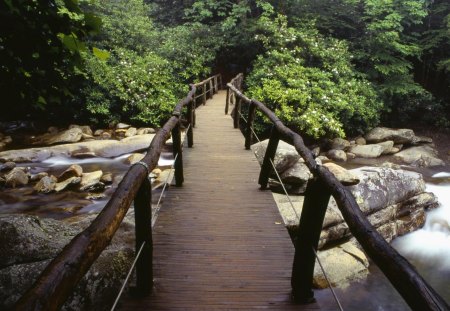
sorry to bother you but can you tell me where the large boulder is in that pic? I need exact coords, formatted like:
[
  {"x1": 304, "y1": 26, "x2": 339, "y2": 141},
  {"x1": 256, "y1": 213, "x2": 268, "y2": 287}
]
[
  {"x1": 327, "y1": 138, "x2": 350, "y2": 151},
  {"x1": 0, "y1": 134, "x2": 155, "y2": 162},
  {"x1": 58, "y1": 164, "x2": 83, "y2": 181},
  {"x1": 5, "y1": 168, "x2": 29, "y2": 188},
  {"x1": 313, "y1": 240, "x2": 369, "y2": 289},
  {"x1": 327, "y1": 149, "x2": 347, "y2": 162},
  {"x1": 34, "y1": 176, "x2": 57, "y2": 193},
  {"x1": 34, "y1": 128, "x2": 84, "y2": 146},
  {"x1": 272, "y1": 167, "x2": 438, "y2": 248},
  {"x1": 348, "y1": 144, "x2": 384, "y2": 158},
  {"x1": 251, "y1": 140, "x2": 301, "y2": 174},
  {"x1": 79, "y1": 171, "x2": 104, "y2": 192},
  {"x1": 365, "y1": 127, "x2": 415, "y2": 144},
  {"x1": 0, "y1": 214, "x2": 134, "y2": 310},
  {"x1": 393, "y1": 145, "x2": 445, "y2": 167}
]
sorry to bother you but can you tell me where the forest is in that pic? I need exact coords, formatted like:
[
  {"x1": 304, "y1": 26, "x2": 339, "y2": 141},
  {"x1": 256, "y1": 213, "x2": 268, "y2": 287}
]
[{"x1": 0, "y1": 0, "x2": 449, "y2": 140}]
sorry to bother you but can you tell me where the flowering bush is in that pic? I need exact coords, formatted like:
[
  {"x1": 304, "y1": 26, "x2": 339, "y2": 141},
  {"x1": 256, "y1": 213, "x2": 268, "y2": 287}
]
[{"x1": 246, "y1": 11, "x2": 382, "y2": 139}]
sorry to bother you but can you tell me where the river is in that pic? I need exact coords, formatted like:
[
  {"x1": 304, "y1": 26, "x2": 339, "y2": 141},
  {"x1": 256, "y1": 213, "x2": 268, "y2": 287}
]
[{"x1": 0, "y1": 148, "x2": 449, "y2": 309}]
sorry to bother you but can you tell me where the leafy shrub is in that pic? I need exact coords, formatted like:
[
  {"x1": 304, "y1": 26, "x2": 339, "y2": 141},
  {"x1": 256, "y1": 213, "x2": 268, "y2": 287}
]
[
  {"x1": 80, "y1": 48, "x2": 179, "y2": 126},
  {"x1": 246, "y1": 12, "x2": 382, "y2": 139}
]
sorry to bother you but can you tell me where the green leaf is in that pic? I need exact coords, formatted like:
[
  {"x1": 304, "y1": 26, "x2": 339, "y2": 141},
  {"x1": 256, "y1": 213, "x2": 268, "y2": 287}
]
[{"x1": 92, "y1": 47, "x2": 110, "y2": 61}]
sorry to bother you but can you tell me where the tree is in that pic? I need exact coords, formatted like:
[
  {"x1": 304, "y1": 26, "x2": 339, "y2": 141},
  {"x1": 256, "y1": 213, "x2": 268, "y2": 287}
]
[{"x1": 0, "y1": 0, "x2": 100, "y2": 120}]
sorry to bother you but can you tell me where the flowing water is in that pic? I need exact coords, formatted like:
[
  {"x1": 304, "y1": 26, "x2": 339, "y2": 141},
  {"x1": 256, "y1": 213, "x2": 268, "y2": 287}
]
[
  {"x1": 316, "y1": 167, "x2": 450, "y2": 310},
  {"x1": 0, "y1": 151, "x2": 175, "y2": 219},
  {"x1": 1, "y1": 136, "x2": 449, "y2": 309}
]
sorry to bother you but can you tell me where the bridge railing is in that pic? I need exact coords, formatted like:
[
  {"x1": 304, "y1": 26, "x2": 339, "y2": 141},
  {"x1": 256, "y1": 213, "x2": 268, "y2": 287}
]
[
  {"x1": 226, "y1": 73, "x2": 449, "y2": 311},
  {"x1": 14, "y1": 74, "x2": 222, "y2": 311}
]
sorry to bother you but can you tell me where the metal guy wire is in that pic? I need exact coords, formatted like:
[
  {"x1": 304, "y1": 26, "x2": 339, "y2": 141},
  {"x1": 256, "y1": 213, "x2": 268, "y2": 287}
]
[{"x1": 235, "y1": 94, "x2": 344, "y2": 311}]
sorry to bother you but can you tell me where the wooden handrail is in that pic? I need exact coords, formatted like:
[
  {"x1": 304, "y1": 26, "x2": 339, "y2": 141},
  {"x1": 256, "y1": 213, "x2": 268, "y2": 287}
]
[
  {"x1": 227, "y1": 76, "x2": 450, "y2": 311},
  {"x1": 14, "y1": 74, "x2": 222, "y2": 311}
]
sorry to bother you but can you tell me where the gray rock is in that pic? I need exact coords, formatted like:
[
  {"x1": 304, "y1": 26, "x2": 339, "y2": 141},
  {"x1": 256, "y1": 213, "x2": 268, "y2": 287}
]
[
  {"x1": 34, "y1": 176, "x2": 57, "y2": 193},
  {"x1": 36, "y1": 128, "x2": 83, "y2": 145},
  {"x1": 348, "y1": 144, "x2": 384, "y2": 158},
  {"x1": 272, "y1": 167, "x2": 436, "y2": 248},
  {"x1": 93, "y1": 129, "x2": 104, "y2": 136},
  {"x1": 251, "y1": 140, "x2": 301, "y2": 174},
  {"x1": 47, "y1": 126, "x2": 58, "y2": 134},
  {"x1": 116, "y1": 123, "x2": 131, "y2": 129},
  {"x1": 0, "y1": 215, "x2": 74, "y2": 268},
  {"x1": 100, "y1": 173, "x2": 113, "y2": 185},
  {"x1": 30, "y1": 172, "x2": 49, "y2": 182},
  {"x1": 355, "y1": 137, "x2": 366, "y2": 145},
  {"x1": 125, "y1": 127, "x2": 137, "y2": 137},
  {"x1": 69, "y1": 124, "x2": 93, "y2": 136},
  {"x1": 123, "y1": 153, "x2": 145, "y2": 165},
  {"x1": 58, "y1": 164, "x2": 83, "y2": 181},
  {"x1": 327, "y1": 149, "x2": 347, "y2": 162},
  {"x1": 0, "y1": 161, "x2": 16, "y2": 172},
  {"x1": 101, "y1": 132, "x2": 112, "y2": 139},
  {"x1": 313, "y1": 240, "x2": 369, "y2": 289},
  {"x1": 5, "y1": 168, "x2": 29, "y2": 188},
  {"x1": 411, "y1": 135, "x2": 433, "y2": 145},
  {"x1": 55, "y1": 176, "x2": 81, "y2": 192},
  {"x1": 377, "y1": 140, "x2": 394, "y2": 154},
  {"x1": 323, "y1": 162, "x2": 359, "y2": 186},
  {"x1": 0, "y1": 134, "x2": 155, "y2": 162},
  {"x1": 137, "y1": 127, "x2": 156, "y2": 135},
  {"x1": 80, "y1": 171, "x2": 103, "y2": 192},
  {"x1": 280, "y1": 161, "x2": 312, "y2": 186},
  {"x1": 327, "y1": 138, "x2": 350, "y2": 150},
  {"x1": 365, "y1": 127, "x2": 415, "y2": 144},
  {"x1": 0, "y1": 214, "x2": 134, "y2": 311},
  {"x1": 346, "y1": 152, "x2": 356, "y2": 160},
  {"x1": 393, "y1": 145, "x2": 445, "y2": 167}
]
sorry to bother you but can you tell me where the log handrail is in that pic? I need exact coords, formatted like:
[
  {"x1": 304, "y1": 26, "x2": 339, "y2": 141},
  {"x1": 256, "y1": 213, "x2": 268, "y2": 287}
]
[
  {"x1": 14, "y1": 74, "x2": 222, "y2": 311},
  {"x1": 226, "y1": 74, "x2": 449, "y2": 311}
]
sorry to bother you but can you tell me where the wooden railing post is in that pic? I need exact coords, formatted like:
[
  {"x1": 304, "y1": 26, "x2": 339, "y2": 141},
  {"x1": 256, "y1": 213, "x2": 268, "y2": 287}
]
[
  {"x1": 209, "y1": 79, "x2": 214, "y2": 98},
  {"x1": 202, "y1": 84, "x2": 207, "y2": 105},
  {"x1": 291, "y1": 179, "x2": 331, "y2": 303},
  {"x1": 171, "y1": 120, "x2": 184, "y2": 186},
  {"x1": 187, "y1": 100, "x2": 194, "y2": 148},
  {"x1": 233, "y1": 97, "x2": 241, "y2": 129},
  {"x1": 213, "y1": 76, "x2": 217, "y2": 94},
  {"x1": 245, "y1": 101, "x2": 256, "y2": 150},
  {"x1": 225, "y1": 87, "x2": 230, "y2": 115},
  {"x1": 258, "y1": 126, "x2": 280, "y2": 189},
  {"x1": 134, "y1": 177, "x2": 153, "y2": 296}
]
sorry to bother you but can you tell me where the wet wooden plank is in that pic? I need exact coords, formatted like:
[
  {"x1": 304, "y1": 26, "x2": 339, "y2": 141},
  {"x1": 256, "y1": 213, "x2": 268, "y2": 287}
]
[{"x1": 119, "y1": 91, "x2": 319, "y2": 310}]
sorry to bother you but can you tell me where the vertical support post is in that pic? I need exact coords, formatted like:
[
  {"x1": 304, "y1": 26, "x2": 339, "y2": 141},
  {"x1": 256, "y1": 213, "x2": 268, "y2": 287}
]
[
  {"x1": 187, "y1": 100, "x2": 194, "y2": 148},
  {"x1": 171, "y1": 121, "x2": 184, "y2": 186},
  {"x1": 258, "y1": 126, "x2": 280, "y2": 189},
  {"x1": 134, "y1": 177, "x2": 153, "y2": 296},
  {"x1": 245, "y1": 101, "x2": 256, "y2": 150},
  {"x1": 209, "y1": 79, "x2": 213, "y2": 98},
  {"x1": 233, "y1": 98, "x2": 241, "y2": 129},
  {"x1": 202, "y1": 84, "x2": 207, "y2": 105},
  {"x1": 225, "y1": 87, "x2": 230, "y2": 115},
  {"x1": 291, "y1": 179, "x2": 331, "y2": 303}
]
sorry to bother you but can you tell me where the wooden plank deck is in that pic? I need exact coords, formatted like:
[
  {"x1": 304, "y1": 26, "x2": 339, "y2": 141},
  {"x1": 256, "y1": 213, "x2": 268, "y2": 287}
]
[{"x1": 120, "y1": 91, "x2": 319, "y2": 310}]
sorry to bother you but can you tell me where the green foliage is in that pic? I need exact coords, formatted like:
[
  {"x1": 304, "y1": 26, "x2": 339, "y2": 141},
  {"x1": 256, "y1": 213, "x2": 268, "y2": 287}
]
[
  {"x1": 247, "y1": 13, "x2": 382, "y2": 138},
  {"x1": 81, "y1": 48, "x2": 177, "y2": 125},
  {"x1": 0, "y1": 0, "x2": 99, "y2": 119}
]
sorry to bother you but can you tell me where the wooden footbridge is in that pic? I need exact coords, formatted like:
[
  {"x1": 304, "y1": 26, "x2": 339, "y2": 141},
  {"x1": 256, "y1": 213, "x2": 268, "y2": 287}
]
[{"x1": 14, "y1": 74, "x2": 449, "y2": 311}]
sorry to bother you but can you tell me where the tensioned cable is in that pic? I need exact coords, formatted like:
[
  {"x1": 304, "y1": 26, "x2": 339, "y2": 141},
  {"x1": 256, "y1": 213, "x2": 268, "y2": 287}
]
[
  {"x1": 235, "y1": 94, "x2": 344, "y2": 310},
  {"x1": 110, "y1": 241, "x2": 146, "y2": 311},
  {"x1": 313, "y1": 247, "x2": 344, "y2": 311},
  {"x1": 111, "y1": 123, "x2": 191, "y2": 310}
]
